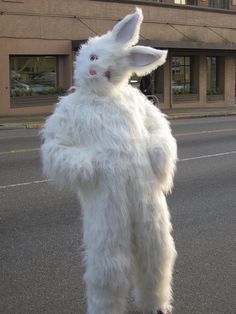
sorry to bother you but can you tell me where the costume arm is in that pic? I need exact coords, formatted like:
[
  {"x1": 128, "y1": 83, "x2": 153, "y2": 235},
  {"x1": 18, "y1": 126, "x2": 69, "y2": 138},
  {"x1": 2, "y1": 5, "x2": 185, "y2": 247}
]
[
  {"x1": 41, "y1": 107, "x2": 96, "y2": 190},
  {"x1": 145, "y1": 104, "x2": 177, "y2": 194}
]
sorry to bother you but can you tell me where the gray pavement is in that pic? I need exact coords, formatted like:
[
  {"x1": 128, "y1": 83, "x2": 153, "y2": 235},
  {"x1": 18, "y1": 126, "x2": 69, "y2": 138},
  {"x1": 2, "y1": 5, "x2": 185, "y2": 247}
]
[{"x1": 0, "y1": 116, "x2": 236, "y2": 314}]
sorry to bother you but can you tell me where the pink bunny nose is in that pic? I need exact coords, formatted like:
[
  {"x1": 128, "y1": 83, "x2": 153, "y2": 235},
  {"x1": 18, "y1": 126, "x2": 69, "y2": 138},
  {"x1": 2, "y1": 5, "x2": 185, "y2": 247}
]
[{"x1": 89, "y1": 68, "x2": 97, "y2": 76}]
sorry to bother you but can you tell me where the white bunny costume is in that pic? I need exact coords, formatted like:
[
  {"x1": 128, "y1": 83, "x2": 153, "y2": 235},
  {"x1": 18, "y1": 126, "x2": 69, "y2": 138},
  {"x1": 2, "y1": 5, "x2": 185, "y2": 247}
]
[{"x1": 41, "y1": 8, "x2": 177, "y2": 314}]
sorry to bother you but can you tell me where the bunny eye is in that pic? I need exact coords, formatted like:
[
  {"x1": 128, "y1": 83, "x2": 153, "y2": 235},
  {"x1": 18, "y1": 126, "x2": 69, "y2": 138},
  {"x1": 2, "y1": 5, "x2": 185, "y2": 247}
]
[{"x1": 90, "y1": 54, "x2": 98, "y2": 61}]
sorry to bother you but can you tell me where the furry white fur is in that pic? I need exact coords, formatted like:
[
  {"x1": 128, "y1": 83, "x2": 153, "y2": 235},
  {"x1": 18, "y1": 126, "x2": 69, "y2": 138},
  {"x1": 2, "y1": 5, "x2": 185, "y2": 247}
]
[{"x1": 41, "y1": 8, "x2": 177, "y2": 314}]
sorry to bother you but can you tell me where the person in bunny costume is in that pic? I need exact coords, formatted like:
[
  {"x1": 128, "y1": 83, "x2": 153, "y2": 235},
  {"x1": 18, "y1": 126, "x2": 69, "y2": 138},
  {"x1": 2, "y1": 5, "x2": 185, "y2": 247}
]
[{"x1": 41, "y1": 8, "x2": 177, "y2": 314}]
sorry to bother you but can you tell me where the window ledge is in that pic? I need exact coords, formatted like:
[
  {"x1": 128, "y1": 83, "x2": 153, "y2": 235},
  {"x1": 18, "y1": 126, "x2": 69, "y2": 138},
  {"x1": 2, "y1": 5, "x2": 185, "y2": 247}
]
[
  {"x1": 2, "y1": 0, "x2": 24, "y2": 3},
  {"x1": 173, "y1": 93, "x2": 199, "y2": 103},
  {"x1": 207, "y1": 94, "x2": 225, "y2": 101},
  {"x1": 10, "y1": 95, "x2": 58, "y2": 108}
]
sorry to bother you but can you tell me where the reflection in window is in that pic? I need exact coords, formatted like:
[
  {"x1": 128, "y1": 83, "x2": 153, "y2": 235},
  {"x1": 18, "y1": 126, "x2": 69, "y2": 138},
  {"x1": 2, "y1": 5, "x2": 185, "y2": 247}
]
[
  {"x1": 10, "y1": 56, "x2": 61, "y2": 97},
  {"x1": 130, "y1": 73, "x2": 141, "y2": 90},
  {"x1": 209, "y1": 0, "x2": 229, "y2": 9},
  {"x1": 174, "y1": 0, "x2": 198, "y2": 5},
  {"x1": 172, "y1": 56, "x2": 193, "y2": 94}
]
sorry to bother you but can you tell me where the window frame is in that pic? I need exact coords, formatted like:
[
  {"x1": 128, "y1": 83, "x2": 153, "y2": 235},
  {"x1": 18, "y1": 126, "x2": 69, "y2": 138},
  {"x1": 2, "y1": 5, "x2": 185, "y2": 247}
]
[{"x1": 172, "y1": 56, "x2": 194, "y2": 95}]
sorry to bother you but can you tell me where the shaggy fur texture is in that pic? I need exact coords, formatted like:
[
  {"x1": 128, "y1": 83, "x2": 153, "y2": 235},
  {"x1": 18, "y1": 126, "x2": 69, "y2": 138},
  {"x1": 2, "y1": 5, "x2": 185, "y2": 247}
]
[{"x1": 41, "y1": 8, "x2": 177, "y2": 314}]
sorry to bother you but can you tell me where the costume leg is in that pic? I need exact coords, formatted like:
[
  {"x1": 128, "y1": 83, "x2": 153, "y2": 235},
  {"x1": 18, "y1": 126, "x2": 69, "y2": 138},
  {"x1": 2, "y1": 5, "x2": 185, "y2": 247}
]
[
  {"x1": 81, "y1": 180, "x2": 131, "y2": 314},
  {"x1": 132, "y1": 189, "x2": 177, "y2": 313}
]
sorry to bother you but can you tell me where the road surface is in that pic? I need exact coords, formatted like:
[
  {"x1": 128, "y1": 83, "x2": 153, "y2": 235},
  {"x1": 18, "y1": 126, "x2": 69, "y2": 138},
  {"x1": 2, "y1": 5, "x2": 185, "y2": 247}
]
[{"x1": 0, "y1": 116, "x2": 235, "y2": 314}]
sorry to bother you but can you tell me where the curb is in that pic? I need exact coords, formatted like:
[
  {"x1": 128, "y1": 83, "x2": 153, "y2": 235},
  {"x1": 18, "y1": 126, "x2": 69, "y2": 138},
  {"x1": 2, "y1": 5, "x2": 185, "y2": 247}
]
[
  {"x1": 0, "y1": 124, "x2": 26, "y2": 130},
  {"x1": 167, "y1": 112, "x2": 236, "y2": 120},
  {"x1": 25, "y1": 123, "x2": 44, "y2": 129},
  {"x1": 0, "y1": 122, "x2": 43, "y2": 130},
  {"x1": 0, "y1": 112, "x2": 235, "y2": 129}
]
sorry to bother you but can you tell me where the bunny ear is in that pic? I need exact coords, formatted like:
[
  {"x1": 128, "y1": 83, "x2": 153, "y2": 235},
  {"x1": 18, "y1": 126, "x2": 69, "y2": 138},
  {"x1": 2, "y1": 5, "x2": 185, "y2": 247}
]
[
  {"x1": 127, "y1": 46, "x2": 168, "y2": 76},
  {"x1": 112, "y1": 8, "x2": 143, "y2": 47}
]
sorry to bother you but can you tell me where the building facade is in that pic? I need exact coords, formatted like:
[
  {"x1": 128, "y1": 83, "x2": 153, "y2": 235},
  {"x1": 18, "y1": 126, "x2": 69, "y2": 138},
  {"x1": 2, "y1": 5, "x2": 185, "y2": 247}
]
[{"x1": 0, "y1": 0, "x2": 236, "y2": 116}]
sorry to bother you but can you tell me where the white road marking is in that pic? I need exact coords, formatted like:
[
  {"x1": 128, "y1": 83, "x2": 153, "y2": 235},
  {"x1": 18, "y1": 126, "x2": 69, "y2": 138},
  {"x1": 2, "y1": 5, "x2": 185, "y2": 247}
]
[
  {"x1": 0, "y1": 151, "x2": 235, "y2": 189},
  {"x1": 0, "y1": 148, "x2": 39, "y2": 155},
  {"x1": 179, "y1": 150, "x2": 236, "y2": 162},
  {"x1": 0, "y1": 179, "x2": 52, "y2": 190}
]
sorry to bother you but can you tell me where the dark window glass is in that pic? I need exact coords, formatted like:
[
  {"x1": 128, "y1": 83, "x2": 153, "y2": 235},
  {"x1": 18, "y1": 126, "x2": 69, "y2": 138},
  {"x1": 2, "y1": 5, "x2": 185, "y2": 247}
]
[
  {"x1": 235, "y1": 58, "x2": 236, "y2": 97},
  {"x1": 207, "y1": 56, "x2": 223, "y2": 94},
  {"x1": 10, "y1": 56, "x2": 58, "y2": 97},
  {"x1": 209, "y1": 0, "x2": 229, "y2": 9}
]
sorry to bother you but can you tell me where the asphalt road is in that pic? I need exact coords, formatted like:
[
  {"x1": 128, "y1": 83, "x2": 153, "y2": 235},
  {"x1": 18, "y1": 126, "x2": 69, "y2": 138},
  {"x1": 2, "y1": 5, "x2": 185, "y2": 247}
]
[{"x1": 0, "y1": 116, "x2": 235, "y2": 314}]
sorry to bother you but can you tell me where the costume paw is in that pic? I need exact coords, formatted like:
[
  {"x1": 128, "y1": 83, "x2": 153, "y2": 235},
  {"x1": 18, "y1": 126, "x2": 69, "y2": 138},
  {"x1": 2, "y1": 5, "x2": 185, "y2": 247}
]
[
  {"x1": 78, "y1": 160, "x2": 96, "y2": 183},
  {"x1": 149, "y1": 147, "x2": 166, "y2": 176},
  {"x1": 156, "y1": 310, "x2": 171, "y2": 314}
]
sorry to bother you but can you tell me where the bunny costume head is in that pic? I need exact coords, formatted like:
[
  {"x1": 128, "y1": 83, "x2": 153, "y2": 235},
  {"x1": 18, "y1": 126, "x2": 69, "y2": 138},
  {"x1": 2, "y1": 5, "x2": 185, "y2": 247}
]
[{"x1": 74, "y1": 8, "x2": 167, "y2": 94}]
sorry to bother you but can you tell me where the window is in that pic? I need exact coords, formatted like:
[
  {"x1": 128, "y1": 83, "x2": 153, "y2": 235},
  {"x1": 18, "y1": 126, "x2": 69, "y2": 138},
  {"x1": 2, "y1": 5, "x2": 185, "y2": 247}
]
[
  {"x1": 133, "y1": 0, "x2": 163, "y2": 2},
  {"x1": 209, "y1": 0, "x2": 229, "y2": 9},
  {"x1": 174, "y1": 0, "x2": 198, "y2": 5},
  {"x1": 207, "y1": 57, "x2": 217, "y2": 93},
  {"x1": 153, "y1": 66, "x2": 164, "y2": 101},
  {"x1": 235, "y1": 58, "x2": 236, "y2": 97},
  {"x1": 130, "y1": 74, "x2": 141, "y2": 90},
  {"x1": 130, "y1": 68, "x2": 164, "y2": 104},
  {"x1": 172, "y1": 56, "x2": 194, "y2": 94},
  {"x1": 207, "y1": 57, "x2": 224, "y2": 95},
  {"x1": 10, "y1": 56, "x2": 59, "y2": 97},
  {"x1": 122, "y1": 0, "x2": 163, "y2": 2}
]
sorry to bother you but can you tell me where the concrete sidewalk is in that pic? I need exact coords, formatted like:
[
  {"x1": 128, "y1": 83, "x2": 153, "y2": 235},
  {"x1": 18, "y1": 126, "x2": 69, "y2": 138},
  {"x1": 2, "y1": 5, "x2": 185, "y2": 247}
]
[
  {"x1": 0, "y1": 106, "x2": 235, "y2": 130},
  {"x1": 164, "y1": 106, "x2": 236, "y2": 119}
]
